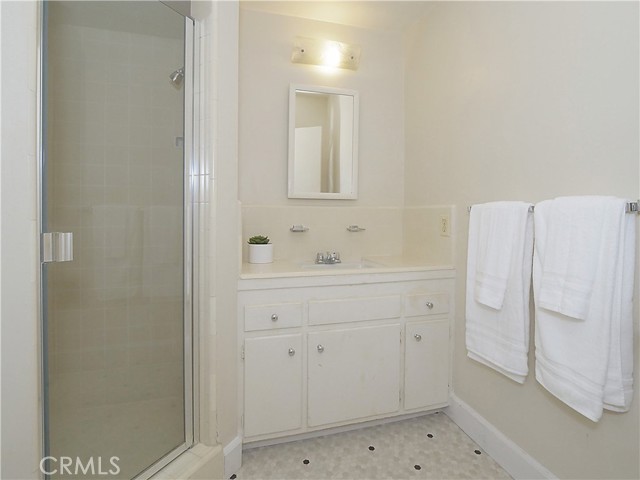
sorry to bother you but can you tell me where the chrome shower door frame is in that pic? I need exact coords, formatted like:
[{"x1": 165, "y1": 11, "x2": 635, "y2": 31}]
[{"x1": 133, "y1": 15, "x2": 197, "y2": 480}]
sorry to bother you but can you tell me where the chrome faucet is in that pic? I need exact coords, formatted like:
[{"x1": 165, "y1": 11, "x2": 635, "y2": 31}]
[{"x1": 315, "y1": 251, "x2": 341, "y2": 264}]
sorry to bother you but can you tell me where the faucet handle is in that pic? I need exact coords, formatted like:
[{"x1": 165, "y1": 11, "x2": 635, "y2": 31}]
[{"x1": 315, "y1": 252, "x2": 325, "y2": 264}]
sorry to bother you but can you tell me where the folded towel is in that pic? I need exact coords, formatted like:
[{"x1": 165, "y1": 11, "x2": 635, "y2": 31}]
[
  {"x1": 473, "y1": 202, "x2": 528, "y2": 309},
  {"x1": 537, "y1": 197, "x2": 622, "y2": 320},
  {"x1": 534, "y1": 197, "x2": 634, "y2": 421},
  {"x1": 466, "y1": 201, "x2": 534, "y2": 383}
]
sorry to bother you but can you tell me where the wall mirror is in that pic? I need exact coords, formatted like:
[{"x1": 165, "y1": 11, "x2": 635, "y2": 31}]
[{"x1": 288, "y1": 84, "x2": 359, "y2": 199}]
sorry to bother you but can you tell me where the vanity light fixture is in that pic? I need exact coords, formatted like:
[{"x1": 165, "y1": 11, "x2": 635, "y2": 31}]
[{"x1": 291, "y1": 36, "x2": 361, "y2": 70}]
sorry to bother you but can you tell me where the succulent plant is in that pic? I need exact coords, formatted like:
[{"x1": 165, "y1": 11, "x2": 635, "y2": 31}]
[{"x1": 248, "y1": 235, "x2": 270, "y2": 244}]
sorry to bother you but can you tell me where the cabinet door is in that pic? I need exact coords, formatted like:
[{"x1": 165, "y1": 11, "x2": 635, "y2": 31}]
[
  {"x1": 244, "y1": 334, "x2": 302, "y2": 437},
  {"x1": 404, "y1": 320, "x2": 449, "y2": 410},
  {"x1": 308, "y1": 324, "x2": 400, "y2": 427}
]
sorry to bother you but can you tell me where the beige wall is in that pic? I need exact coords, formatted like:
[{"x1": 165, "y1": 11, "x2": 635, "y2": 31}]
[
  {"x1": 404, "y1": 2, "x2": 639, "y2": 478},
  {"x1": 1, "y1": 1, "x2": 40, "y2": 478},
  {"x1": 238, "y1": 8, "x2": 405, "y2": 208}
]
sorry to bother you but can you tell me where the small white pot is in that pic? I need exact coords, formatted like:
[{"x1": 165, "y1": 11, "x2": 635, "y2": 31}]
[{"x1": 248, "y1": 243, "x2": 273, "y2": 264}]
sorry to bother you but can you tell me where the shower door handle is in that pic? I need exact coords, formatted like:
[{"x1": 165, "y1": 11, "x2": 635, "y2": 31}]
[{"x1": 42, "y1": 232, "x2": 74, "y2": 263}]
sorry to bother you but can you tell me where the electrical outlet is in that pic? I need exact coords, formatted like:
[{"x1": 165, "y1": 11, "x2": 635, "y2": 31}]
[{"x1": 439, "y1": 214, "x2": 450, "y2": 237}]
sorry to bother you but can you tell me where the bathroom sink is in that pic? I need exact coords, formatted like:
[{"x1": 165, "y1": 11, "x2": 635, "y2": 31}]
[{"x1": 300, "y1": 260, "x2": 382, "y2": 270}]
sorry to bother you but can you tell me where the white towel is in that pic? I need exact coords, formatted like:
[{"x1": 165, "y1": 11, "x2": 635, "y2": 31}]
[
  {"x1": 466, "y1": 201, "x2": 534, "y2": 383},
  {"x1": 537, "y1": 197, "x2": 618, "y2": 320},
  {"x1": 533, "y1": 197, "x2": 634, "y2": 422},
  {"x1": 603, "y1": 210, "x2": 635, "y2": 413},
  {"x1": 473, "y1": 202, "x2": 527, "y2": 309}
]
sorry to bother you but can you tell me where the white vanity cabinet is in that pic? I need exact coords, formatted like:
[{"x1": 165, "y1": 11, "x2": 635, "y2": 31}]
[{"x1": 238, "y1": 269, "x2": 455, "y2": 443}]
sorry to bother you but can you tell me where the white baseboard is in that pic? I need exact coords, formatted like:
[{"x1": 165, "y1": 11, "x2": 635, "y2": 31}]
[
  {"x1": 223, "y1": 435, "x2": 243, "y2": 478},
  {"x1": 445, "y1": 394, "x2": 556, "y2": 480}
]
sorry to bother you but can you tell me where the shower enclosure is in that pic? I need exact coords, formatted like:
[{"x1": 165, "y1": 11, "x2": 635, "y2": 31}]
[{"x1": 40, "y1": 2, "x2": 194, "y2": 478}]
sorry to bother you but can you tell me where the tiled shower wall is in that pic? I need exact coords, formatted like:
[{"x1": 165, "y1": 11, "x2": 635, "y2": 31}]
[{"x1": 45, "y1": 7, "x2": 185, "y2": 468}]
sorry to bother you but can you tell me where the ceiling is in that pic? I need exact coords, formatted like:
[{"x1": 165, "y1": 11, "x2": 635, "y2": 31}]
[{"x1": 239, "y1": 1, "x2": 435, "y2": 32}]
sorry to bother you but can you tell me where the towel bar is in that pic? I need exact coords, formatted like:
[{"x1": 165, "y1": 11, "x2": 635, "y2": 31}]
[
  {"x1": 467, "y1": 201, "x2": 640, "y2": 214},
  {"x1": 466, "y1": 205, "x2": 534, "y2": 213}
]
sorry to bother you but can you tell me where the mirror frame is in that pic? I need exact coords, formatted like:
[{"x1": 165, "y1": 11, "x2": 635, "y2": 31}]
[{"x1": 288, "y1": 84, "x2": 359, "y2": 200}]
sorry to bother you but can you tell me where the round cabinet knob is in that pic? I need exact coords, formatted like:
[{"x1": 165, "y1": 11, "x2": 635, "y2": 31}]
[
  {"x1": 414, "y1": 333, "x2": 422, "y2": 342},
  {"x1": 425, "y1": 301, "x2": 434, "y2": 309},
  {"x1": 288, "y1": 348, "x2": 295, "y2": 356},
  {"x1": 271, "y1": 314, "x2": 279, "y2": 322},
  {"x1": 317, "y1": 344, "x2": 324, "y2": 353}
]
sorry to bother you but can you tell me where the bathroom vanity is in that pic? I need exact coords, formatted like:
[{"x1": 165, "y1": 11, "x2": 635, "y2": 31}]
[{"x1": 237, "y1": 261, "x2": 455, "y2": 443}]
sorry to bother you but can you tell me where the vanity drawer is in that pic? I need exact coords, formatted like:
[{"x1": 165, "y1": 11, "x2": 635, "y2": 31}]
[
  {"x1": 244, "y1": 302, "x2": 303, "y2": 331},
  {"x1": 308, "y1": 295, "x2": 402, "y2": 326},
  {"x1": 404, "y1": 293, "x2": 449, "y2": 317}
]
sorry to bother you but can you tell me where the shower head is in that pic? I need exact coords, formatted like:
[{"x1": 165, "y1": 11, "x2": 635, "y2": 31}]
[{"x1": 169, "y1": 67, "x2": 184, "y2": 86}]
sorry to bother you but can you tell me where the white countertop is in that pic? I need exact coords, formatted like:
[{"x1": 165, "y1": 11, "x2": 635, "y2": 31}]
[{"x1": 240, "y1": 255, "x2": 454, "y2": 280}]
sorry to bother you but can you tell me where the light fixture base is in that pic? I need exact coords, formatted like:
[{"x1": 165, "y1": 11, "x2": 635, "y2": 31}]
[{"x1": 291, "y1": 36, "x2": 361, "y2": 71}]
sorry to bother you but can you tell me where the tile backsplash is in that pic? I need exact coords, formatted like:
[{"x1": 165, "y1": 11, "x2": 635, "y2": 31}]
[{"x1": 241, "y1": 205, "x2": 454, "y2": 265}]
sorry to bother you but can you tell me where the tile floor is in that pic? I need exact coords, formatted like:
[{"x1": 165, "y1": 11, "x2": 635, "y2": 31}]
[{"x1": 233, "y1": 412, "x2": 512, "y2": 479}]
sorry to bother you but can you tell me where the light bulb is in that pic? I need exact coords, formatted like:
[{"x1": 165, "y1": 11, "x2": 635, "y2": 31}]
[{"x1": 322, "y1": 43, "x2": 342, "y2": 68}]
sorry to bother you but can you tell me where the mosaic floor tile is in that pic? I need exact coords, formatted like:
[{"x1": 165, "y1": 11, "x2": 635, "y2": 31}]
[{"x1": 234, "y1": 412, "x2": 512, "y2": 480}]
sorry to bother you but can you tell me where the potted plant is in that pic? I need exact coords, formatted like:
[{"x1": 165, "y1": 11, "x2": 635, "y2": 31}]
[{"x1": 247, "y1": 235, "x2": 273, "y2": 264}]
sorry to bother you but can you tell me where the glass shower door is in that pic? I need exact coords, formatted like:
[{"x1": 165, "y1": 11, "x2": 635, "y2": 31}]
[{"x1": 41, "y1": 2, "x2": 193, "y2": 478}]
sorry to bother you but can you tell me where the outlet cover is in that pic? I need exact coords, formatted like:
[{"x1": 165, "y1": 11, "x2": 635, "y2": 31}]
[{"x1": 439, "y1": 214, "x2": 450, "y2": 237}]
